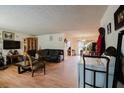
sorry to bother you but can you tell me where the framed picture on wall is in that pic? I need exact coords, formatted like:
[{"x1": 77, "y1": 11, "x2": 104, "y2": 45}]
[
  {"x1": 58, "y1": 37, "x2": 62, "y2": 41},
  {"x1": 49, "y1": 35, "x2": 53, "y2": 41},
  {"x1": 0, "y1": 32, "x2": 2, "y2": 43},
  {"x1": 2, "y1": 31, "x2": 15, "y2": 40},
  {"x1": 114, "y1": 5, "x2": 124, "y2": 30},
  {"x1": 107, "y1": 23, "x2": 111, "y2": 34}
]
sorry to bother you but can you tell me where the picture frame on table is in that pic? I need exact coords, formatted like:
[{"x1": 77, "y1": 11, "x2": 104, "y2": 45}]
[{"x1": 114, "y1": 5, "x2": 124, "y2": 30}]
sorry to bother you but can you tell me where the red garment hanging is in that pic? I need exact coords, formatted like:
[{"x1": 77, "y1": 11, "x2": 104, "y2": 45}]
[{"x1": 97, "y1": 33, "x2": 102, "y2": 56}]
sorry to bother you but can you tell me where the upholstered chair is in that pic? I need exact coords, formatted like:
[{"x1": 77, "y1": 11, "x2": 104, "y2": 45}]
[{"x1": 26, "y1": 54, "x2": 46, "y2": 77}]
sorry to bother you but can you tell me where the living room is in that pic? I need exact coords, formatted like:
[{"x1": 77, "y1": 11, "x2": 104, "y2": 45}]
[{"x1": 0, "y1": 5, "x2": 124, "y2": 89}]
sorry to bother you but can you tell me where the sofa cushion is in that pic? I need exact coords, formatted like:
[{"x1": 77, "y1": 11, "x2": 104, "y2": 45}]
[
  {"x1": 49, "y1": 50, "x2": 59, "y2": 55},
  {"x1": 43, "y1": 50, "x2": 49, "y2": 56}
]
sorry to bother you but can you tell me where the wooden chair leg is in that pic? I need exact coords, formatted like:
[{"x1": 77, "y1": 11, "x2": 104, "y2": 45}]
[
  {"x1": 32, "y1": 70, "x2": 34, "y2": 77},
  {"x1": 44, "y1": 64, "x2": 46, "y2": 75},
  {"x1": 44, "y1": 66, "x2": 46, "y2": 75}
]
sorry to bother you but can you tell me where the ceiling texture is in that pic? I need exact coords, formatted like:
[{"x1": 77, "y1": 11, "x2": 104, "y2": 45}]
[{"x1": 0, "y1": 5, "x2": 107, "y2": 40}]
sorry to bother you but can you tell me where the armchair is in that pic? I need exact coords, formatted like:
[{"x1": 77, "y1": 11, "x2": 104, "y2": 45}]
[{"x1": 26, "y1": 54, "x2": 46, "y2": 77}]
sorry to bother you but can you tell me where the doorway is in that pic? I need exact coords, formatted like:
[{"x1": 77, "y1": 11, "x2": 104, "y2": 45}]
[{"x1": 77, "y1": 40, "x2": 85, "y2": 55}]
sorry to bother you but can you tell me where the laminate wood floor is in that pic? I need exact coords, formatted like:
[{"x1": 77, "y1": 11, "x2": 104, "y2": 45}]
[{"x1": 0, "y1": 56, "x2": 80, "y2": 88}]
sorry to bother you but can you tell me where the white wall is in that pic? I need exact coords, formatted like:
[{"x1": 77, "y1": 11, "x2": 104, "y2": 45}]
[
  {"x1": 100, "y1": 5, "x2": 124, "y2": 55},
  {"x1": 38, "y1": 33, "x2": 65, "y2": 49}
]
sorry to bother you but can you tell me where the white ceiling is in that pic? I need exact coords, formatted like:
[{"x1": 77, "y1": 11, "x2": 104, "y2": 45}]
[{"x1": 0, "y1": 5, "x2": 107, "y2": 40}]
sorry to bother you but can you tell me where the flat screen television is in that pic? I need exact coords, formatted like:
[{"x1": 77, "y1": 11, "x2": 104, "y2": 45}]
[{"x1": 3, "y1": 40, "x2": 20, "y2": 49}]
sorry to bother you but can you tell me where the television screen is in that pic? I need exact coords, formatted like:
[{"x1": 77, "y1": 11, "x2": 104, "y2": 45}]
[{"x1": 3, "y1": 40, "x2": 20, "y2": 49}]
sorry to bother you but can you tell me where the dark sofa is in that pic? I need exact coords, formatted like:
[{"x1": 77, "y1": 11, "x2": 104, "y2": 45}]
[{"x1": 37, "y1": 49, "x2": 64, "y2": 62}]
